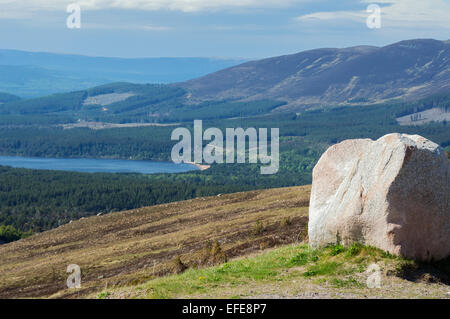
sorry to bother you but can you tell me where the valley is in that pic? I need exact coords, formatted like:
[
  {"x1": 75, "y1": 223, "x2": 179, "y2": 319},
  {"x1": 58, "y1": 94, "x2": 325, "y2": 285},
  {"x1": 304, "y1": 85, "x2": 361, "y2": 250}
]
[
  {"x1": 0, "y1": 92, "x2": 448, "y2": 238},
  {"x1": 0, "y1": 51, "x2": 245, "y2": 98},
  {"x1": 0, "y1": 38, "x2": 448, "y2": 300}
]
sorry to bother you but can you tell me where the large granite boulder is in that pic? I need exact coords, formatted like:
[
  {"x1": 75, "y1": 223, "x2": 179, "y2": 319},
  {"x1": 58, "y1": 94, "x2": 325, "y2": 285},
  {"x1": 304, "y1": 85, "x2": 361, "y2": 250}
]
[{"x1": 308, "y1": 133, "x2": 449, "y2": 261}]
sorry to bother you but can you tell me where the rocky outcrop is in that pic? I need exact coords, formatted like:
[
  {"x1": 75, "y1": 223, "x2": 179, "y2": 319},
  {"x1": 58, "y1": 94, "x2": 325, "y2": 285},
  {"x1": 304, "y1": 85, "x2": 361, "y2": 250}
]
[{"x1": 308, "y1": 133, "x2": 449, "y2": 261}]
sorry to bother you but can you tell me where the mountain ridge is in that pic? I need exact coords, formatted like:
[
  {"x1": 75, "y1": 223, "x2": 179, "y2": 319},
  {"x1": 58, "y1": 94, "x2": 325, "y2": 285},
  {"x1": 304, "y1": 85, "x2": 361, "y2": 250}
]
[
  {"x1": 179, "y1": 39, "x2": 450, "y2": 110},
  {"x1": 0, "y1": 39, "x2": 449, "y2": 123},
  {"x1": 0, "y1": 92, "x2": 20, "y2": 104}
]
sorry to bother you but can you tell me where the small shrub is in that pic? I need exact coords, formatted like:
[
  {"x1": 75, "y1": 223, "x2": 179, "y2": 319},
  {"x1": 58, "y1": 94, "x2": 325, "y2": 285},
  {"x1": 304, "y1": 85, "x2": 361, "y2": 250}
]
[
  {"x1": 259, "y1": 239, "x2": 268, "y2": 250},
  {"x1": 380, "y1": 250, "x2": 396, "y2": 259},
  {"x1": 172, "y1": 256, "x2": 188, "y2": 274},
  {"x1": 280, "y1": 217, "x2": 292, "y2": 228},
  {"x1": 346, "y1": 243, "x2": 363, "y2": 257},
  {"x1": 210, "y1": 240, "x2": 227, "y2": 265},
  {"x1": 329, "y1": 244, "x2": 345, "y2": 256},
  {"x1": 252, "y1": 221, "x2": 266, "y2": 236},
  {"x1": 0, "y1": 225, "x2": 23, "y2": 244},
  {"x1": 197, "y1": 240, "x2": 227, "y2": 267}
]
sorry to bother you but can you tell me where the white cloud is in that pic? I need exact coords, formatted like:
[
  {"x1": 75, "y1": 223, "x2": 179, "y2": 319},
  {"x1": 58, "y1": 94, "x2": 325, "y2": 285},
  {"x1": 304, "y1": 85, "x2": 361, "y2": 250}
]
[
  {"x1": 297, "y1": 10, "x2": 365, "y2": 22},
  {"x1": 0, "y1": 0, "x2": 307, "y2": 15},
  {"x1": 84, "y1": 22, "x2": 172, "y2": 31},
  {"x1": 96, "y1": 0, "x2": 303, "y2": 12},
  {"x1": 296, "y1": 0, "x2": 450, "y2": 29}
]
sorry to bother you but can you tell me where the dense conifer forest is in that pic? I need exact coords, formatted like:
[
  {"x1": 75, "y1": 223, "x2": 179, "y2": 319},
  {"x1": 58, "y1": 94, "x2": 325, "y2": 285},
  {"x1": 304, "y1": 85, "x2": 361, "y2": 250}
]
[{"x1": 0, "y1": 93, "x2": 448, "y2": 243}]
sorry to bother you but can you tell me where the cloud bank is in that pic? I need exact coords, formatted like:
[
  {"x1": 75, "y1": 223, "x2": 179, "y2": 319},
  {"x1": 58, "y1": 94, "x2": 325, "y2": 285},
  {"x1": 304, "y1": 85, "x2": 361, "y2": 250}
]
[{"x1": 296, "y1": 0, "x2": 450, "y2": 29}]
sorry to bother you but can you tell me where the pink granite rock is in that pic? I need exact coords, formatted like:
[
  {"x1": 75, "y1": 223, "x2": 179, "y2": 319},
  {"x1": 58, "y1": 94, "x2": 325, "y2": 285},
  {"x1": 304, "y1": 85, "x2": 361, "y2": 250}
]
[{"x1": 308, "y1": 133, "x2": 449, "y2": 261}]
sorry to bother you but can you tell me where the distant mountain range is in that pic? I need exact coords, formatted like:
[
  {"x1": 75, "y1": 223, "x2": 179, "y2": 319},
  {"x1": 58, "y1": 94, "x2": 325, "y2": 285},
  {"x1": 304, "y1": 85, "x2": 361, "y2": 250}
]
[
  {"x1": 0, "y1": 92, "x2": 20, "y2": 104},
  {"x1": 180, "y1": 39, "x2": 450, "y2": 110},
  {"x1": 0, "y1": 49, "x2": 245, "y2": 98},
  {"x1": 0, "y1": 39, "x2": 449, "y2": 123}
]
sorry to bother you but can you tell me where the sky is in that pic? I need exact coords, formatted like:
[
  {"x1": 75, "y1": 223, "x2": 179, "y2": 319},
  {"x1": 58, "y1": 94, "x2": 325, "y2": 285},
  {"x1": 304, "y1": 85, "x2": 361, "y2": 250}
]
[{"x1": 0, "y1": 0, "x2": 449, "y2": 59}]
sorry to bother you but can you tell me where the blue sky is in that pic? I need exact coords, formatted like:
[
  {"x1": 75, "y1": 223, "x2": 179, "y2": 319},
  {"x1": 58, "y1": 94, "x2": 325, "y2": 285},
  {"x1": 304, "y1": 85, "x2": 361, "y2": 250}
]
[{"x1": 0, "y1": 0, "x2": 449, "y2": 59}]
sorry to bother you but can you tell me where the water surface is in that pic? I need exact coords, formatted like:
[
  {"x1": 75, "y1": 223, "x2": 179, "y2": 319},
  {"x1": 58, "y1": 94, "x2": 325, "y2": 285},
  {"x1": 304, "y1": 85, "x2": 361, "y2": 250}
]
[{"x1": 0, "y1": 155, "x2": 198, "y2": 174}]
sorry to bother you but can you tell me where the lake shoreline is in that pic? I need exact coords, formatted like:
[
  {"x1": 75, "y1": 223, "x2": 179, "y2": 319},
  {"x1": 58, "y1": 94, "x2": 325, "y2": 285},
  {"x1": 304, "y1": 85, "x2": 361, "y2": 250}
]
[
  {"x1": 186, "y1": 161, "x2": 211, "y2": 171},
  {"x1": 0, "y1": 155, "x2": 198, "y2": 174}
]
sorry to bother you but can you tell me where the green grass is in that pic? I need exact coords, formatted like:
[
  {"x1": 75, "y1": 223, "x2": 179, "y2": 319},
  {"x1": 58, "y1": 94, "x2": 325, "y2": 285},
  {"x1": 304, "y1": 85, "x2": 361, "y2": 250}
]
[
  {"x1": 97, "y1": 292, "x2": 110, "y2": 299},
  {"x1": 303, "y1": 261, "x2": 342, "y2": 277},
  {"x1": 330, "y1": 244, "x2": 346, "y2": 256},
  {"x1": 98, "y1": 243, "x2": 410, "y2": 299},
  {"x1": 141, "y1": 246, "x2": 301, "y2": 298},
  {"x1": 330, "y1": 277, "x2": 364, "y2": 288}
]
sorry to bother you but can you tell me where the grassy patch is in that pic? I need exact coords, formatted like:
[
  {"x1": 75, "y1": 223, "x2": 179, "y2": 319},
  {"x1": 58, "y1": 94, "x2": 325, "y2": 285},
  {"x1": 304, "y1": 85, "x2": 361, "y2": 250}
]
[
  {"x1": 330, "y1": 277, "x2": 364, "y2": 288},
  {"x1": 346, "y1": 243, "x2": 363, "y2": 257},
  {"x1": 126, "y1": 245, "x2": 304, "y2": 298},
  {"x1": 330, "y1": 244, "x2": 346, "y2": 256},
  {"x1": 98, "y1": 243, "x2": 413, "y2": 299},
  {"x1": 97, "y1": 291, "x2": 110, "y2": 299},
  {"x1": 303, "y1": 261, "x2": 341, "y2": 277},
  {"x1": 288, "y1": 247, "x2": 319, "y2": 266}
]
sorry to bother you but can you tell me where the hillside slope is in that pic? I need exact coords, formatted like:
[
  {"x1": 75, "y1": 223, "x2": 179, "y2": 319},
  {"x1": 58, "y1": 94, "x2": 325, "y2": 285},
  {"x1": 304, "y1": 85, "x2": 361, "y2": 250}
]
[
  {"x1": 2, "y1": 39, "x2": 449, "y2": 124},
  {"x1": 95, "y1": 244, "x2": 450, "y2": 299},
  {"x1": 0, "y1": 92, "x2": 20, "y2": 104},
  {"x1": 0, "y1": 186, "x2": 310, "y2": 298},
  {"x1": 0, "y1": 82, "x2": 283, "y2": 124},
  {"x1": 180, "y1": 39, "x2": 450, "y2": 110},
  {"x1": 0, "y1": 50, "x2": 244, "y2": 98},
  {"x1": 1, "y1": 185, "x2": 448, "y2": 299}
]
